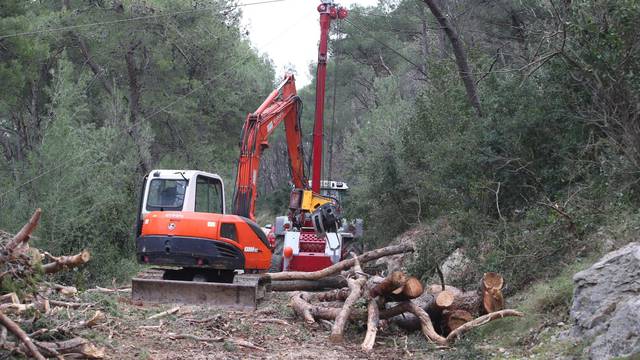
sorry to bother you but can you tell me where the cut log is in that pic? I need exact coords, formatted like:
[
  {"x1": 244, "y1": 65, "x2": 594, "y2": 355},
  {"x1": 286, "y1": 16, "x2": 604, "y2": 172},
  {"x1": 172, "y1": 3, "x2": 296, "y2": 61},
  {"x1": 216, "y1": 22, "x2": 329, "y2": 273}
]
[
  {"x1": 269, "y1": 276, "x2": 347, "y2": 291},
  {"x1": 267, "y1": 244, "x2": 413, "y2": 281},
  {"x1": 390, "y1": 289, "x2": 454, "y2": 331},
  {"x1": 361, "y1": 297, "x2": 380, "y2": 352},
  {"x1": 482, "y1": 272, "x2": 504, "y2": 289},
  {"x1": 369, "y1": 271, "x2": 407, "y2": 298},
  {"x1": 5, "y1": 209, "x2": 41, "y2": 252},
  {"x1": 42, "y1": 250, "x2": 91, "y2": 274},
  {"x1": 0, "y1": 311, "x2": 45, "y2": 360},
  {"x1": 481, "y1": 272, "x2": 504, "y2": 313},
  {"x1": 309, "y1": 287, "x2": 351, "y2": 302},
  {"x1": 450, "y1": 290, "x2": 483, "y2": 316},
  {"x1": 401, "y1": 277, "x2": 424, "y2": 299},
  {"x1": 432, "y1": 290, "x2": 454, "y2": 311},
  {"x1": 0, "y1": 293, "x2": 19, "y2": 305},
  {"x1": 443, "y1": 309, "x2": 474, "y2": 334},
  {"x1": 330, "y1": 256, "x2": 367, "y2": 343}
]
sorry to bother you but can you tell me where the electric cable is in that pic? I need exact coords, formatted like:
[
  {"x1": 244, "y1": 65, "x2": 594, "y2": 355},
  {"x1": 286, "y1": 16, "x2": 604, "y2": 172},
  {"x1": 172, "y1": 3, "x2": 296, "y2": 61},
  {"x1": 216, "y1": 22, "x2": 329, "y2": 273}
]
[
  {"x1": 0, "y1": 0, "x2": 288, "y2": 40},
  {"x1": 343, "y1": 17, "x2": 427, "y2": 77}
]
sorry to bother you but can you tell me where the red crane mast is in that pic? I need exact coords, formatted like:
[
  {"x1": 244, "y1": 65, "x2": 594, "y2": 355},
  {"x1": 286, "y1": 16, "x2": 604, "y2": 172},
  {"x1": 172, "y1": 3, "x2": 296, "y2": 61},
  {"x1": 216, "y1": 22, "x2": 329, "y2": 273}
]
[{"x1": 312, "y1": 1, "x2": 348, "y2": 193}]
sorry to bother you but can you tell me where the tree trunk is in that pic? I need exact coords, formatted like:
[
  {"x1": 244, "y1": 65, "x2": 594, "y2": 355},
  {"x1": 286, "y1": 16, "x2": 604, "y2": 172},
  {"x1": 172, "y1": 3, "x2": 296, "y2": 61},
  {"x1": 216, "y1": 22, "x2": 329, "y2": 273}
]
[
  {"x1": 125, "y1": 41, "x2": 151, "y2": 174},
  {"x1": 269, "y1": 277, "x2": 347, "y2": 292},
  {"x1": 74, "y1": 33, "x2": 114, "y2": 97},
  {"x1": 422, "y1": 0, "x2": 483, "y2": 117}
]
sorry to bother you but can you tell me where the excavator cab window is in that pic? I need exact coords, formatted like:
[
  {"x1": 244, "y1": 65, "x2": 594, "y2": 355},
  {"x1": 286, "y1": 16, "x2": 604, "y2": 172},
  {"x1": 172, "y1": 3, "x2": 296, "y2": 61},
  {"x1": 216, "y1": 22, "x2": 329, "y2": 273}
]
[
  {"x1": 146, "y1": 179, "x2": 187, "y2": 211},
  {"x1": 195, "y1": 175, "x2": 223, "y2": 213}
]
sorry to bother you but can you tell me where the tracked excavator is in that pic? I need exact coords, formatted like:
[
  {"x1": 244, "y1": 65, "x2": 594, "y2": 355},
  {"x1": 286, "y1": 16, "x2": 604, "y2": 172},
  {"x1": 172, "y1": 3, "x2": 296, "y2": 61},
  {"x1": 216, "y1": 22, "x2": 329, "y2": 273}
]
[{"x1": 131, "y1": 0, "x2": 348, "y2": 309}]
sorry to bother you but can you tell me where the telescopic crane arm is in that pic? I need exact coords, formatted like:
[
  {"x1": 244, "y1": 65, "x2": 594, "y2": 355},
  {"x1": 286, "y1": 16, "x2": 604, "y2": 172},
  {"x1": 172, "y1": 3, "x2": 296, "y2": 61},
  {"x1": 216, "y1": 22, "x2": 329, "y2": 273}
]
[
  {"x1": 233, "y1": 74, "x2": 307, "y2": 221},
  {"x1": 234, "y1": 0, "x2": 348, "y2": 225}
]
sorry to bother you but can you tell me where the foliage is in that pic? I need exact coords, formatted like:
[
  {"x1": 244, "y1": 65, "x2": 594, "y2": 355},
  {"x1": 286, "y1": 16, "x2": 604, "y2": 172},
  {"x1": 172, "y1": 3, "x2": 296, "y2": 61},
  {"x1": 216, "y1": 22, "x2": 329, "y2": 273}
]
[
  {"x1": 2, "y1": 0, "x2": 640, "y2": 292},
  {"x1": 0, "y1": 0, "x2": 274, "y2": 285},
  {"x1": 330, "y1": 0, "x2": 640, "y2": 292}
]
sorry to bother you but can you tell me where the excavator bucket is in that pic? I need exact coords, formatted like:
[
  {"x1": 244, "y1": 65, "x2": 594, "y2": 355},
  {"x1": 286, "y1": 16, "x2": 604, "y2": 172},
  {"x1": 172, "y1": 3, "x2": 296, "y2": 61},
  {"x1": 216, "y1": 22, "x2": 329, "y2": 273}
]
[{"x1": 131, "y1": 274, "x2": 268, "y2": 310}]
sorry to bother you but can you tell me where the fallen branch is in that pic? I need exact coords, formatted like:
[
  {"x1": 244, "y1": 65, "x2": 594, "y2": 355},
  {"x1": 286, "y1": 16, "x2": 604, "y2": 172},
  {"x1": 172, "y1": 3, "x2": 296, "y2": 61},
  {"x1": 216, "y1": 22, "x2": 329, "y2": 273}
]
[
  {"x1": 169, "y1": 333, "x2": 265, "y2": 351},
  {"x1": 86, "y1": 286, "x2": 131, "y2": 293},
  {"x1": 49, "y1": 299, "x2": 92, "y2": 309},
  {"x1": 361, "y1": 297, "x2": 380, "y2": 352},
  {"x1": 267, "y1": 244, "x2": 413, "y2": 281},
  {"x1": 42, "y1": 250, "x2": 91, "y2": 274},
  {"x1": 0, "y1": 298, "x2": 49, "y2": 315},
  {"x1": 33, "y1": 337, "x2": 105, "y2": 359},
  {"x1": 446, "y1": 309, "x2": 524, "y2": 342},
  {"x1": 330, "y1": 255, "x2": 367, "y2": 343},
  {"x1": 0, "y1": 311, "x2": 45, "y2": 360},
  {"x1": 148, "y1": 306, "x2": 180, "y2": 320},
  {"x1": 254, "y1": 318, "x2": 290, "y2": 326},
  {"x1": 5, "y1": 209, "x2": 41, "y2": 252}
]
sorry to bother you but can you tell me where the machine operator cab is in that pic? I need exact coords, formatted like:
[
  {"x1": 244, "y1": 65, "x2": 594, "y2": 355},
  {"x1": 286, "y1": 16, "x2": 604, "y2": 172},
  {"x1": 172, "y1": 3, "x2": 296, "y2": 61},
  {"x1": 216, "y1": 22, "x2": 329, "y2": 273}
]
[
  {"x1": 138, "y1": 170, "x2": 225, "y2": 224},
  {"x1": 136, "y1": 169, "x2": 273, "y2": 280},
  {"x1": 314, "y1": 180, "x2": 349, "y2": 206}
]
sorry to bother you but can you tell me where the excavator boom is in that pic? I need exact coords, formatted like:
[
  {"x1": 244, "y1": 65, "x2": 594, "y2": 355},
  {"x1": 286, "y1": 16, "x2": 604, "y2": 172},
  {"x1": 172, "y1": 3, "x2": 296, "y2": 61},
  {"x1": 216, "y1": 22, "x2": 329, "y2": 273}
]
[{"x1": 233, "y1": 74, "x2": 307, "y2": 220}]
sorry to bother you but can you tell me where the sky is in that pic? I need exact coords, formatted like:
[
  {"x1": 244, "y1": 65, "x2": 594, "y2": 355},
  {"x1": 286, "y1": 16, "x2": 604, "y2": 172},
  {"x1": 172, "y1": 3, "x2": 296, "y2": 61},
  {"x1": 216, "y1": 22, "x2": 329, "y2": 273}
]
[{"x1": 241, "y1": 0, "x2": 379, "y2": 86}]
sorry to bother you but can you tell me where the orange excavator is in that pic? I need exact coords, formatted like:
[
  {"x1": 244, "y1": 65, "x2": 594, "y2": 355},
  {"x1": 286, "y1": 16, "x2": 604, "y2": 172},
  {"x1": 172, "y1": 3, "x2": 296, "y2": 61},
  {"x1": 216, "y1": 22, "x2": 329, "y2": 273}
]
[{"x1": 131, "y1": 1, "x2": 348, "y2": 309}]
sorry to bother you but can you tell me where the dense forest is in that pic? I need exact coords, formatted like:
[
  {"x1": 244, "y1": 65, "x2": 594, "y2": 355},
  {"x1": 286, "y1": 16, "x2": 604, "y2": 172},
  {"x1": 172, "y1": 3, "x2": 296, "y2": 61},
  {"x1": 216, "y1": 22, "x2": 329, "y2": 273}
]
[{"x1": 1, "y1": 0, "x2": 639, "y2": 296}]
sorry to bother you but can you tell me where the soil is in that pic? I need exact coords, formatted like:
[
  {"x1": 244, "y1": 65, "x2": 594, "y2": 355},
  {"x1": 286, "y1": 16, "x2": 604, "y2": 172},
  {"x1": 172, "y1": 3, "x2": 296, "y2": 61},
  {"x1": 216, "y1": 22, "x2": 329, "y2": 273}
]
[{"x1": 88, "y1": 292, "x2": 433, "y2": 360}]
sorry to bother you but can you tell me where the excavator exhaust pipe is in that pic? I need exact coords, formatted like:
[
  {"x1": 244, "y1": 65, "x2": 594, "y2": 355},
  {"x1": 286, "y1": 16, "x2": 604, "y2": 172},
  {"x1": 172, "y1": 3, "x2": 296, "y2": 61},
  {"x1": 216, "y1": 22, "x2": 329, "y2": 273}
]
[{"x1": 131, "y1": 275, "x2": 269, "y2": 310}]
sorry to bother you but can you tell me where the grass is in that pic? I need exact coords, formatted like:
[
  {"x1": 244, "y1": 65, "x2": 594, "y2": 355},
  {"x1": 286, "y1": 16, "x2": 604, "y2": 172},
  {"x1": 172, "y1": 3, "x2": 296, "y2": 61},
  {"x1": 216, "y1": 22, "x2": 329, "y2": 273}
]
[{"x1": 469, "y1": 256, "x2": 597, "y2": 358}]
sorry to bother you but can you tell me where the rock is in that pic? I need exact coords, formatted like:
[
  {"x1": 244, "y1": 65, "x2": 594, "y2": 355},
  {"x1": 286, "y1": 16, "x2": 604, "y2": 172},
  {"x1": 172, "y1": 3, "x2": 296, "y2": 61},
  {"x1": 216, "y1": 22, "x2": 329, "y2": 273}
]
[
  {"x1": 569, "y1": 242, "x2": 640, "y2": 359},
  {"x1": 588, "y1": 296, "x2": 640, "y2": 359},
  {"x1": 373, "y1": 225, "x2": 428, "y2": 273},
  {"x1": 436, "y1": 248, "x2": 471, "y2": 284}
]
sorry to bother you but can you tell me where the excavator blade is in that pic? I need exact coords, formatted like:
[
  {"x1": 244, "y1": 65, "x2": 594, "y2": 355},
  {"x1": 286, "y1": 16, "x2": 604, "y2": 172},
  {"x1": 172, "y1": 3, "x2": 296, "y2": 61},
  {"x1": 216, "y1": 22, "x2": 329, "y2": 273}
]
[{"x1": 131, "y1": 274, "x2": 268, "y2": 310}]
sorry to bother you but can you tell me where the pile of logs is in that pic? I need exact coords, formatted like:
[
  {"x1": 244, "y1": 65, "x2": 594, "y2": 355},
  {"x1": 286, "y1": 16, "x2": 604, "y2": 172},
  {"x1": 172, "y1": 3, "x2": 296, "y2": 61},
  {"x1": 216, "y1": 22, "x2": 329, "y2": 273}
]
[
  {"x1": 269, "y1": 246, "x2": 523, "y2": 352},
  {"x1": 0, "y1": 209, "x2": 102, "y2": 359}
]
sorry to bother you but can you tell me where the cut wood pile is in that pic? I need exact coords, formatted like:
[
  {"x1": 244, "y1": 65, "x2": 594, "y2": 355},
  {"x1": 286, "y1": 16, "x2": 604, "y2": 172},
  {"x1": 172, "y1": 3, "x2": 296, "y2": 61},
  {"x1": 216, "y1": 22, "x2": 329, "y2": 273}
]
[
  {"x1": 269, "y1": 245, "x2": 524, "y2": 352},
  {"x1": 0, "y1": 209, "x2": 102, "y2": 359}
]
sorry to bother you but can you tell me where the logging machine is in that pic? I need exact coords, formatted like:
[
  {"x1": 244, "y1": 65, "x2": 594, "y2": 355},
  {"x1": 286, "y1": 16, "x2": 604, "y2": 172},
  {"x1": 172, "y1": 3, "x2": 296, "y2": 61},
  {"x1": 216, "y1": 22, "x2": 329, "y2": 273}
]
[{"x1": 131, "y1": 0, "x2": 351, "y2": 309}]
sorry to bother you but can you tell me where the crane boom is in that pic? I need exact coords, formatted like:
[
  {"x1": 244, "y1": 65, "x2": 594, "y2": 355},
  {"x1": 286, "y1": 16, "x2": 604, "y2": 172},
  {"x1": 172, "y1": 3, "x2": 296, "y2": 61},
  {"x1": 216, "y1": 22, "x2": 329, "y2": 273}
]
[{"x1": 312, "y1": 1, "x2": 348, "y2": 193}]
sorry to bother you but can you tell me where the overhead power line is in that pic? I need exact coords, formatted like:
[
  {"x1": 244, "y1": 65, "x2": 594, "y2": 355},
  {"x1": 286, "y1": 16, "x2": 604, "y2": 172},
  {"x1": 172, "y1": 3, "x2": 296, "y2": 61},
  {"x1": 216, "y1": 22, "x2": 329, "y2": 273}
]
[
  {"x1": 0, "y1": 0, "x2": 287, "y2": 40},
  {"x1": 343, "y1": 17, "x2": 427, "y2": 78}
]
